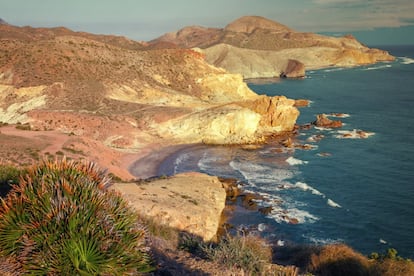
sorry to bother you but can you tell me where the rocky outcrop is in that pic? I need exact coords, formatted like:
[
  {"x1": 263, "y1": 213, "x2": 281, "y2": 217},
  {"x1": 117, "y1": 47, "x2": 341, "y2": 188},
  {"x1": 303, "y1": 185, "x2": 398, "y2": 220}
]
[
  {"x1": 111, "y1": 173, "x2": 227, "y2": 241},
  {"x1": 153, "y1": 16, "x2": 395, "y2": 79},
  {"x1": 239, "y1": 95, "x2": 299, "y2": 130},
  {"x1": 281, "y1": 59, "x2": 305, "y2": 78},
  {"x1": 159, "y1": 95, "x2": 299, "y2": 144},
  {"x1": 313, "y1": 114, "x2": 343, "y2": 128}
]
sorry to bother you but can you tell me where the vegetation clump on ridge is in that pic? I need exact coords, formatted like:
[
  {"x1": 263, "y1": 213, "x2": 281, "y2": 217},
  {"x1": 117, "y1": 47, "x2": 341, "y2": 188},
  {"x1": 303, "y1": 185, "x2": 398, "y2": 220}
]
[{"x1": 0, "y1": 160, "x2": 153, "y2": 275}]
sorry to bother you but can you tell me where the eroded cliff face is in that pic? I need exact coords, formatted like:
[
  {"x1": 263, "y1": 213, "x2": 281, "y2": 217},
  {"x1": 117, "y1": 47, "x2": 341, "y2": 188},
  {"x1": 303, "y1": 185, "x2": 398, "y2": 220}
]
[{"x1": 154, "y1": 95, "x2": 299, "y2": 145}]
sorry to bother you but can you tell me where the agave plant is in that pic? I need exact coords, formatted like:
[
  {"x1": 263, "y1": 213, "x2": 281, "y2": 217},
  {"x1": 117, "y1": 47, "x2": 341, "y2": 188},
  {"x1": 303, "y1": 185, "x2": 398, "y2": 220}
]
[{"x1": 0, "y1": 159, "x2": 153, "y2": 275}]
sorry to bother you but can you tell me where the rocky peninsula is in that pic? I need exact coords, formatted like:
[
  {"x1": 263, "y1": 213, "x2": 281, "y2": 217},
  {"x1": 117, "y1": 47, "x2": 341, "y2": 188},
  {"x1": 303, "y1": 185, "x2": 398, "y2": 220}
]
[{"x1": 151, "y1": 16, "x2": 395, "y2": 78}]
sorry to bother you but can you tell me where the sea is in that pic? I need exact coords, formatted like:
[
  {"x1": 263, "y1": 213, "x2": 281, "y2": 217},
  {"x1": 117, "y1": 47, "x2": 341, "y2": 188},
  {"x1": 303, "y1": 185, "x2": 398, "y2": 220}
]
[{"x1": 157, "y1": 45, "x2": 414, "y2": 259}]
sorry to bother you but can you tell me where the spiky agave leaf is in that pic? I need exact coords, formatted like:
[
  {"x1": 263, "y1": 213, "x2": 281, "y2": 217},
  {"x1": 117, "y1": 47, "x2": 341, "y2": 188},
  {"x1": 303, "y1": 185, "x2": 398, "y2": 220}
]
[{"x1": 0, "y1": 159, "x2": 153, "y2": 274}]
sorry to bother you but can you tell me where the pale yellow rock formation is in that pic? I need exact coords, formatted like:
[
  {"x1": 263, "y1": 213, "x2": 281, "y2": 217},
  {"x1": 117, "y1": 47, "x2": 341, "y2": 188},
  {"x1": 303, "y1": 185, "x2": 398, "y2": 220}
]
[
  {"x1": 203, "y1": 44, "x2": 394, "y2": 79},
  {"x1": 157, "y1": 95, "x2": 298, "y2": 144},
  {"x1": 112, "y1": 172, "x2": 226, "y2": 241}
]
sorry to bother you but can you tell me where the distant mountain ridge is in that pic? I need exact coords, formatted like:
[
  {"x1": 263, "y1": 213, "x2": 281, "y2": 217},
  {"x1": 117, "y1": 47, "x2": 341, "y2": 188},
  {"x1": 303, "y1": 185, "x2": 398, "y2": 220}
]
[{"x1": 151, "y1": 16, "x2": 395, "y2": 78}]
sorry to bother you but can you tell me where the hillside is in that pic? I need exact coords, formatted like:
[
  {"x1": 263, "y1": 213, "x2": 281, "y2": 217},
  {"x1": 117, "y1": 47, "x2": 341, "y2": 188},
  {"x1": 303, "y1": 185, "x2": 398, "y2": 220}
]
[
  {"x1": 0, "y1": 23, "x2": 299, "y2": 178},
  {"x1": 152, "y1": 16, "x2": 395, "y2": 78}
]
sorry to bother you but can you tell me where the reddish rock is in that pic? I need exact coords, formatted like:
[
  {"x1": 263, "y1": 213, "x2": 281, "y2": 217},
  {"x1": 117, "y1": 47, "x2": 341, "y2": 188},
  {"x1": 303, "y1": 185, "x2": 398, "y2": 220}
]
[
  {"x1": 281, "y1": 59, "x2": 305, "y2": 78},
  {"x1": 313, "y1": 114, "x2": 343, "y2": 128},
  {"x1": 294, "y1": 99, "x2": 310, "y2": 107},
  {"x1": 281, "y1": 137, "x2": 294, "y2": 148}
]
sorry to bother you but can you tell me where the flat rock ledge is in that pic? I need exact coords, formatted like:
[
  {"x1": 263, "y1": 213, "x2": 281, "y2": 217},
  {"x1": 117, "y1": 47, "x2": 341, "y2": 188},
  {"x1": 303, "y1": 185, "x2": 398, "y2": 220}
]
[{"x1": 111, "y1": 172, "x2": 226, "y2": 241}]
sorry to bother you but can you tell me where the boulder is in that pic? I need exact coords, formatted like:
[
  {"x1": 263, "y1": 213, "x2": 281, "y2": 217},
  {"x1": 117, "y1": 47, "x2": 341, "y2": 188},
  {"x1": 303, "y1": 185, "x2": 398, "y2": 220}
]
[
  {"x1": 313, "y1": 114, "x2": 343, "y2": 128},
  {"x1": 294, "y1": 99, "x2": 310, "y2": 107},
  {"x1": 111, "y1": 172, "x2": 226, "y2": 242},
  {"x1": 280, "y1": 59, "x2": 305, "y2": 78}
]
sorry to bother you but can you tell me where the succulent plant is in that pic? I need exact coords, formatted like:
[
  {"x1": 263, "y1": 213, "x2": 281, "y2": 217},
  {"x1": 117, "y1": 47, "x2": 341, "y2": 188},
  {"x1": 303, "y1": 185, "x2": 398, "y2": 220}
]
[{"x1": 0, "y1": 159, "x2": 153, "y2": 275}]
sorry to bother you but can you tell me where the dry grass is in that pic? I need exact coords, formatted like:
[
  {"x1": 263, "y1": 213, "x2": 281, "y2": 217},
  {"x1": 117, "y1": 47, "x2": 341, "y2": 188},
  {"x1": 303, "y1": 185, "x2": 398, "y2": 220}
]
[
  {"x1": 308, "y1": 244, "x2": 372, "y2": 276},
  {"x1": 306, "y1": 243, "x2": 414, "y2": 276}
]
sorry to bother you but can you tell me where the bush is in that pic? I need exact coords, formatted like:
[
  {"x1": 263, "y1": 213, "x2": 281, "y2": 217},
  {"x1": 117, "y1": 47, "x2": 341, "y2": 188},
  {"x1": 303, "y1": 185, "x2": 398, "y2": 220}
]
[
  {"x1": 0, "y1": 159, "x2": 153, "y2": 275},
  {"x1": 0, "y1": 165, "x2": 23, "y2": 197},
  {"x1": 308, "y1": 244, "x2": 372, "y2": 276},
  {"x1": 370, "y1": 248, "x2": 414, "y2": 276},
  {"x1": 203, "y1": 232, "x2": 272, "y2": 274}
]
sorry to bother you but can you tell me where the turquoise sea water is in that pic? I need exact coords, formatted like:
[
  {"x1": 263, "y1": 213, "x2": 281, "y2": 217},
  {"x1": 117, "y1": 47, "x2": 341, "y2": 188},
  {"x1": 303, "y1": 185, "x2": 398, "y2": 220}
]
[{"x1": 157, "y1": 45, "x2": 414, "y2": 258}]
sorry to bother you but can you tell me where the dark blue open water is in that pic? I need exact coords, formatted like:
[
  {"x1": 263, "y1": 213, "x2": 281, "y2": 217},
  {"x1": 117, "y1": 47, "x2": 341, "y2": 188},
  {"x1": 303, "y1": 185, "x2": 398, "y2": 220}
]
[{"x1": 158, "y1": 45, "x2": 414, "y2": 258}]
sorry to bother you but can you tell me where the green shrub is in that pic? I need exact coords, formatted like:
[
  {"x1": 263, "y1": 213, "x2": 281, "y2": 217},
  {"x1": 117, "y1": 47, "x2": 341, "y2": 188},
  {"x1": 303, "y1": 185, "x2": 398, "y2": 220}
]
[
  {"x1": 203, "y1": 232, "x2": 272, "y2": 274},
  {"x1": 0, "y1": 159, "x2": 153, "y2": 275},
  {"x1": 0, "y1": 165, "x2": 23, "y2": 197},
  {"x1": 178, "y1": 232, "x2": 204, "y2": 255}
]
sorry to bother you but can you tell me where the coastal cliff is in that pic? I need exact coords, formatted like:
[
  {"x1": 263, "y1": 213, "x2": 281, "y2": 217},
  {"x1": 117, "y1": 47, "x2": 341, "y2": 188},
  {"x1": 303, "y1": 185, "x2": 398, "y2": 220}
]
[
  {"x1": 112, "y1": 172, "x2": 227, "y2": 242},
  {"x1": 0, "y1": 23, "x2": 299, "y2": 174},
  {"x1": 152, "y1": 16, "x2": 395, "y2": 78}
]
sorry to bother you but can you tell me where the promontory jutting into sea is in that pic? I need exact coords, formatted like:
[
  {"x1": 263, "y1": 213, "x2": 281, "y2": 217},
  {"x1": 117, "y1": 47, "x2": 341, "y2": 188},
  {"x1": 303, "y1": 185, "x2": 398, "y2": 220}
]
[{"x1": 159, "y1": 45, "x2": 414, "y2": 259}]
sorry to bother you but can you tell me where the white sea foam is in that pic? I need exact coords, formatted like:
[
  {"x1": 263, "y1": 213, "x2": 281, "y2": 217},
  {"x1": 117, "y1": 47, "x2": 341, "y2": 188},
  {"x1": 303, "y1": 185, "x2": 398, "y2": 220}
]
[
  {"x1": 324, "y1": 67, "x2": 345, "y2": 72},
  {"x1": 362, "y1": 64, "x2": 392, "y2": 71},
  {"x1": 294, "y1": 182, "x2": 324, "y2": 196},
  {"x1": 400, "y1": 57, "x2": 414, "y2": 65},
  {"x1": 286, "y1": 156, "x2": 308, "y2": 166},
  {"x1": 304, "y1": 235, "x2": 343, "y2": 245},
  {"x1": 267, "y1": 205, "x2": 319, "y2": 224},
  {"x1": 379, "y1": 238, "x2": 387, "y2": 244},
  {"x1": 173, "y1": 153, "x2": 190, "y2": 174},
  {"x1": 307, "y1": 134, "x2": 325, "y2": 143},
  {"x1": 197, "y1": 152, "x2": 224, "y2": 173},
  {"x1": 334, "y1": 129, "x2": 375, "y2": 139},
  {"x1": 277, "y1": 240, "x2": 285, "y2": 246},
  {"x1": 257, "y1": 223, "x2": 267, "y2": 232},
  {"x1": 314, "y1": 126, "x2": 332, "y2": 131},
  {"x1": 327, "y1": 113, "x2": 350, "y2": 118},
  {"x1": 327, "y1": 199, "x2": 341, "y2": 208},
  {"x1": 230, "y1": 160, "x2": 294, "y2": 186}
]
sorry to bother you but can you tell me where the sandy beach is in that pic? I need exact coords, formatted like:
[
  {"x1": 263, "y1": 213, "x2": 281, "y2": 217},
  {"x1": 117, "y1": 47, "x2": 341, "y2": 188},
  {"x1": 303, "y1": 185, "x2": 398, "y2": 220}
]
[{"x1": 126, "y1": 143, "x2": 193, "y2": 179}]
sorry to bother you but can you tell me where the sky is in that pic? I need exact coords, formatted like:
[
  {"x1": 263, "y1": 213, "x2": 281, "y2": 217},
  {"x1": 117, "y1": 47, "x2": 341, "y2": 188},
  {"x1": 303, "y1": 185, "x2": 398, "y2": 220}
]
[{"x1": 1, "y1": 0, "x2": 414, "y2": 45}]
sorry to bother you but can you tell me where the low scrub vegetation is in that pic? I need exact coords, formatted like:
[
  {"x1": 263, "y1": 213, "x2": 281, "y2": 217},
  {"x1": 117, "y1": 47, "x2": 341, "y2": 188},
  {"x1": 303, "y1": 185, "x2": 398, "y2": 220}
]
[
  {"x1": 307, "y1": 243, "x2": 414, "y2": 276},
  {"x1": 0, "y1": 164, "x2": 23, "y2": 197},
  {"x1": 203, "y1": 232, "x2": 273, "y2": 274}
]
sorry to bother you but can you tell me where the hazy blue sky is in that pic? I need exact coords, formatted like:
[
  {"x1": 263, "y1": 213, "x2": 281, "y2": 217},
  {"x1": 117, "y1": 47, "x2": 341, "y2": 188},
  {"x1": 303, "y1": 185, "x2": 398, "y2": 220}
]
[{"x1": 1, "y1": 0, "x2": 414, "y2": 45}]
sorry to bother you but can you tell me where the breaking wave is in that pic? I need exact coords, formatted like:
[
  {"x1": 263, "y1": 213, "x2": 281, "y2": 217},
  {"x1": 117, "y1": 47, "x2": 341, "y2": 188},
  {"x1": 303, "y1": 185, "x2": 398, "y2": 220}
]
[
  {"x1": 361, "y1": 64, "x2": 392, "y2": 71},
  {"x1": 286, "y1": 156, "x2": 308, "y2": 165},
  {"x1": 334, "y1": 129, "x2": 375, "y2": 139},
  {"x1": 294, "y1": 181, "x2": 324, "y2": 196},
  {"x1": 400, "y1": 57, "x2": 414, "y2": 65},
  {"x1": 173, "y1": 152, "x2": 190, "y2": 174},
  {"x1": 327, "y1": 199, "x2": 342, "y2": 208}
]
